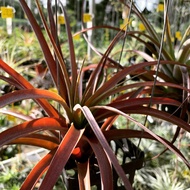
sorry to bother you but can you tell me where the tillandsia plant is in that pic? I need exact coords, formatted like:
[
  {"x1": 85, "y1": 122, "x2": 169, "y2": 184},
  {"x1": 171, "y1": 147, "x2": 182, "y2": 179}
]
[
  {"x1": 118, "y1": 0, "x2": 190, "y2": 157},
  {"x1": 0, "y1": 0, "x2": 190, "y2": 190},
  {"x1": 119, "y1": 0, "x2": 190, "y2": 106}
]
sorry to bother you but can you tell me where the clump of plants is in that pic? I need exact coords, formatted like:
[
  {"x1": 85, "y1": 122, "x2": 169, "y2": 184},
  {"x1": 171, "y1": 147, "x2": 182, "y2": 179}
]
[{"x1": 0, "y1": 0, "x2": 190, "y2": 189}]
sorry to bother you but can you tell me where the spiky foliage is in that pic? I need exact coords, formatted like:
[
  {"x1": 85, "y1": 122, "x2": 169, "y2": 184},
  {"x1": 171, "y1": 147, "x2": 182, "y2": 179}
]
[{"x1": 0, "y1": 0, "x2": 189, "y2": 189}]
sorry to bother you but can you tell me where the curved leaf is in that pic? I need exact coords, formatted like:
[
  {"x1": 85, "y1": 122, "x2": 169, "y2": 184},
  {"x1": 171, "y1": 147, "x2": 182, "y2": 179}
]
[
  {"x1": 39, "y1": 124, "x2": 85, "y2": 190},
  {"x1": 93, "y1": 105, "x2": 190, "y2": 168},
  {"x1": 104, "y1": 129, "x2": 189, "y2": 169},
  {"x1": 0, "y1": 109, "x2": 33, "y2": 121},
  {"x1": 75, "y1": 26, "x2": 172, "y2": 60},
  {"x1": 74, "y1": 104, "x2": 133, "y2": 190},
  {"x1": 82, "y1": 26, "x2": 125, "y2": 103},
  {"x1": 0, "y1": 59, "x2": 60, "y2": 118},
  {"x1": 59, "y1": 1, "x2": 78, "y2": 91},
  {"x1": 19, "y1": 0, "x2": 63, "y2": 91},
  {"x1": 77, "y1": 160, "x2": 91, "y2": 190},
  {"x1": 21, "y1": 148, "x2": 57, "y2": 190},
  {"x1": 179, "y1": 25, "x2": 190, "y2": 50},
  {"x1": 85, "y1": 60, "x2": 183, "y2": 106},
  {"x1": 0, "y1": 117, "x2": 66, "y2": 147},
  {"x1": 94, "y1": 105, "x2": 190, "y2": 134},
  {"x1": 0, "y1": 88, "x2": 72, "y2": 121},
  {"x1": 9, "y1": 134, "x2": 59, "y2": 150},
  {"x1": 108, "y1": 97, "x2": 181, "y2": 110},
  {"x1": 178, "y1": 39, "x2": 190, "y2": 63},
  {"x1": 35, "y1": 0, "x2": 70, "y2": 103},
  {"x1": 83, "y1": 135, "x2": 113, "y2": 190}
]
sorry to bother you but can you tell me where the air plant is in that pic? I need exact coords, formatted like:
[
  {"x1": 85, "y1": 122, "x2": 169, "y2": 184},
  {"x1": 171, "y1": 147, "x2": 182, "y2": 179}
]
[{"x1": 0, "y1": 0, "x2": 190, "y2": 190}]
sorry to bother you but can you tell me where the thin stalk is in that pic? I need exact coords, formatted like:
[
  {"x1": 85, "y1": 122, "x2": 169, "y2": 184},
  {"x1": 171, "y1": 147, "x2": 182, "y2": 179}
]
[
  {"x1": 138, "y1": 0, "x2": 170, "y2": 151},
  {"x1": 149, "y1": 0, "x2": 170, "y2": 108},
  {"x1": 117, "y1": 0, "x2": 133, "y2": 69},
  {"x1": 35, "y1": 0, "x2": 72, "y2": 107}
]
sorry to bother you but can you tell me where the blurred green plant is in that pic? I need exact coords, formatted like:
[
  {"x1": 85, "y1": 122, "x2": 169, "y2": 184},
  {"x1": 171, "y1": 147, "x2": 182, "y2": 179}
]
[
  {"x1": 0, "y1": 164, "x2": 29, "y2": 190},
  {"x1": 134, "y1": 166, "x2": 190, "y2": 190},
  {"x1": 0, "y1": 28, "x2": 42, "y2": 79}
]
